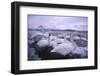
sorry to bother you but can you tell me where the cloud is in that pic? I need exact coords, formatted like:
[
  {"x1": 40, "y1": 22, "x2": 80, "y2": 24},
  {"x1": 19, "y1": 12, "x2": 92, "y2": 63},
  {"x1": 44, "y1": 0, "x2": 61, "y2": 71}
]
[{"x1": 28, "y1": 15, "x2": 88, "y2": 31}]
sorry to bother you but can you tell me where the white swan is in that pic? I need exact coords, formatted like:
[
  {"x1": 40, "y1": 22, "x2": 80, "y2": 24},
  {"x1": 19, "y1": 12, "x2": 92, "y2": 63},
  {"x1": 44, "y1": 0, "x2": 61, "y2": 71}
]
[
  {"x1": 37, "y1": 39, "x2": 49, "y2": 47},
  {"x1": 37, "y1": 33, "x2": 57, "y2": 48},
  {"x1": 51, "y1": 34, "x2": 77, "y2": 56},
  {"x1": 51, "y1": 42, "x2": 76, "y2": 56}
]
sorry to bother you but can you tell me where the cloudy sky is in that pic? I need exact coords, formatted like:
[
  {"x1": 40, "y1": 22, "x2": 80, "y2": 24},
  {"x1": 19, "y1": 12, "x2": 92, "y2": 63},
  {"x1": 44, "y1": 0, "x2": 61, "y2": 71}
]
[{"x1": 28, "y1": 15, "x2": 88, "y2": 31}]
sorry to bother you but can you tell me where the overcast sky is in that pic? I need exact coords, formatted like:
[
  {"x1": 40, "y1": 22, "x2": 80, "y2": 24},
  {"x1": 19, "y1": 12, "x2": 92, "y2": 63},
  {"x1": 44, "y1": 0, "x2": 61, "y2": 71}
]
[{"x1": 28, "y1": 15, "x2": 88, "y2": 31}]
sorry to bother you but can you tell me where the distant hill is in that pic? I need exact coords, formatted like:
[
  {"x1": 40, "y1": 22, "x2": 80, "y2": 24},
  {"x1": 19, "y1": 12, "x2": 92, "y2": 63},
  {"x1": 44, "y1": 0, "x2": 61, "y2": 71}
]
[{"x1": 28, "y1": 28, "x2": 88, "y2": 33}]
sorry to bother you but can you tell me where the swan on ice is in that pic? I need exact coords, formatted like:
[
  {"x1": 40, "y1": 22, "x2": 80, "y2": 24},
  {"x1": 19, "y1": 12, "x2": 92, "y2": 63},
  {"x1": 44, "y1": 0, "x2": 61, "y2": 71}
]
[
  {"x1": 51, "y1": 42, "x2": 76, "y2": 56},
  {"x1": 51, "y1": 34, "x2": 77, "y2": 56},
  {"x1": 37, "y1": 33, "x2": 57, "y2": 48}
]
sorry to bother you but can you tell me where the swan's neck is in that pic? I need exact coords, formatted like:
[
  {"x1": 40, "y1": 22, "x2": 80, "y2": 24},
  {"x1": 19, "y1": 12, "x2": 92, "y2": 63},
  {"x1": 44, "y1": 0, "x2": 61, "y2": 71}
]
[
  {"x1": 48, "y1": 34, "x2": 51, "y2": 46},
  {"x1": 70, "y1": 35, "x2": 77, "y2": 47},
  {"x1": 48, "y1": 36, "x2": 50, "y2": 46}
]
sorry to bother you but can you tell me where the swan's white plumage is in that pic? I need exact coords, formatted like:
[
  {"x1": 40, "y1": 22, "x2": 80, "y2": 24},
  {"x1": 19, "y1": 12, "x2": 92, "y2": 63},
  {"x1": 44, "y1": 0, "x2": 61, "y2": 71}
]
[
  {"x1": 49, "y1": 36, "x2": 57, "y2": 48},
  {"x1": 51, "y1": 42, "x2": 75, "y2": 56},
  {"x1": 37, "y1": 36, "x2": 57, "y2": 48},
  {"x1": 37, "y1": 39, "x2": 48, "y2": 47}
]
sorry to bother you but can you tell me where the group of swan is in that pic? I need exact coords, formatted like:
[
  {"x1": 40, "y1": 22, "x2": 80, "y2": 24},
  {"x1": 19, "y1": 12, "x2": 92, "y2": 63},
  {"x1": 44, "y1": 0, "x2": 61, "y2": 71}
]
[
  {"x1": 50, "y1": 34, "x2": 78, "y2": 56},
  {"x1": 36, "y1": 32, "x2": 87, "y2": 57}
]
